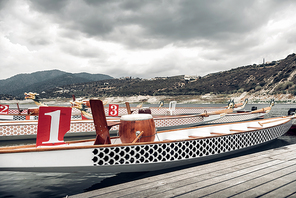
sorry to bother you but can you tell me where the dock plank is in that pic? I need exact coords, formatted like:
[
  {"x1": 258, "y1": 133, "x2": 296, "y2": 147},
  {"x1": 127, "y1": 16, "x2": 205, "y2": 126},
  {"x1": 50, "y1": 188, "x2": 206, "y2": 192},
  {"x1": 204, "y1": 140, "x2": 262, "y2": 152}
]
[
  {"x1": 75, "y1": 155, "x2": 275, "y2": 198},
  {"x1": 78, "y1": 154, "x2": 270, "y2": 197},
  {"x1": 178, "y1": 162, "x2": 296, "y2": 198},
  {"x1": 96, "y1": 159, "x2": 280, "y2": 198},
  {"x1": 231, "y1": 170, "x2": 296, "y2": 198},
  {"x1": 260, "y1": 181, "x2": 296, "y2": 198},
  {"x1": 149, "y1": 161, "x2": 293, "y2": 198},
  {"x1": 70, "y1": 144, "x2": 296, "y2": 198}
]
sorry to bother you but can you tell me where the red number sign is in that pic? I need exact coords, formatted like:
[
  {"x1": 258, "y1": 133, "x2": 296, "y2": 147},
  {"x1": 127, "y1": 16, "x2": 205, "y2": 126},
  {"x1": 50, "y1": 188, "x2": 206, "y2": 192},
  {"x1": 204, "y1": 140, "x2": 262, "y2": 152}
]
[
  {"x1": 0, "y1": 105, "x2": 9, "y2": 114},
  {"x1": 36, "y1": 106, "x2": 72, "y2": 147},
  {"x1": 108, "y1": 104, "x2": 119, "y2": 116}
]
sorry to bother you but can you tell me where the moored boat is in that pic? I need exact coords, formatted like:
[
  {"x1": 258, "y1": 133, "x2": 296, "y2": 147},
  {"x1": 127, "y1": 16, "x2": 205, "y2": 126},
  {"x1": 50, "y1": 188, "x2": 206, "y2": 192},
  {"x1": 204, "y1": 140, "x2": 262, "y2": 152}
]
[
  {"x1": 0, "y1": 99, "x2": 292, "y2": 173},
  {"x1": 0, "y1": 100, "x2": 229, "y2": 121},
  {"x1": 1, "y1": 92, "x2": 247, "y2": 121},
  {"x1": 287, "y1": 108, "x2": 296, "y2": 130},
  {"x1": 205, "y1": 99, "x2": 275, "y2": 125},
  {"x1": 0, "y1": 108, "x2": 224, "y2": 140},
  {"x1": 0, "y1": 99, "x2": 264, "y2": 141},
  {"x1": 80, "y1": 99, "x2": 248, "y2": 117},
  {"x1": 0, "y1": 92, "x2": 82, "y2": 121}
]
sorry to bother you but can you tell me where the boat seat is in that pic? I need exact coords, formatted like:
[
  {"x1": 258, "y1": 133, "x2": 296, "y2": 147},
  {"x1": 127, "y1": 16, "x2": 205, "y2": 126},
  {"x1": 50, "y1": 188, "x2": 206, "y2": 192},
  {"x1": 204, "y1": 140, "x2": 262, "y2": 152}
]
[
  {"x1": 228, "y1": 123, "x2": 248, "y2": 131},
  {"x1": 229, "y1": 129, "x2": 245, "y2": 133},
  {"x1": 188, "y1": 135, "x2": 208, "y2": 139},
  {"x1": 210, "y1": 126, "x2": 232, "y2": 134},
  {"x1": 167, "y1": 101, "x2": 177, "y2": 115},
  {"x1": 210, "y1": 132, "x2": 228, "y2": 136},
  {"x1": 158, "y1": 132, "x2": 188, "y2": 141},
  {"x1": 247, "y1": 122, "x2": 263, "y2": 128},
  {"x1": 247, "y1": 127, "x2": 263, "y2": 130},
  {"x1": 211, "y1": 123, "x2": 249, "y2": 135},
  {"x1": 187, "y1": 128, "x2": 212, "y2": 137}
]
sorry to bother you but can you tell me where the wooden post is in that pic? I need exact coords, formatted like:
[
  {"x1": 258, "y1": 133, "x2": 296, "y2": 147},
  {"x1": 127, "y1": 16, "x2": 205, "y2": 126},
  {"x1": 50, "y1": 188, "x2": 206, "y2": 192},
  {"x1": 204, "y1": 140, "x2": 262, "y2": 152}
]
[
  {"x1": 16, "y1": 103, "x2": 21, "y2": 114},
  {"x1": 125, "y1": 102, "x2": 132, "y2": 114}
]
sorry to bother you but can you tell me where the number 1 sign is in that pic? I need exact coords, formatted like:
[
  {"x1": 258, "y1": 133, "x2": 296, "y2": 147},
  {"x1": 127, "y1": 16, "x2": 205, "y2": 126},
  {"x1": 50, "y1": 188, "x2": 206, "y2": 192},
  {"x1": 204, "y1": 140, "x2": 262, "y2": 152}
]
[{"x1": 36, "y1": 106, "x2": 72, "y2": 147}]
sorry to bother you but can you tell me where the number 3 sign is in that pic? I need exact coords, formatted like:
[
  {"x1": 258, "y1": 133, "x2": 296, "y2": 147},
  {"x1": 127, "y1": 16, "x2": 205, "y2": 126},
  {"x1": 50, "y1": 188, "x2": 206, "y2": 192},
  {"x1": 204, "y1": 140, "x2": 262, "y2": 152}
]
[
  {"x1": 108, "y1": 104, "x2": 119, "y2": 116},
  {"x1": 36, "y1": 106, "x2": 72, "y2": 147}
]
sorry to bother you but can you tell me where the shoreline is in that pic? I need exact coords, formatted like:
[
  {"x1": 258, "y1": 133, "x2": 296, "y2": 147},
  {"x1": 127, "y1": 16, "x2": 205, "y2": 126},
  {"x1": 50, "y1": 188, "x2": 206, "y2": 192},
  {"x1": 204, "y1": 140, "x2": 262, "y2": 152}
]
[{"x1": 1, "y1": 92, "x2": 296, "y2": 105}]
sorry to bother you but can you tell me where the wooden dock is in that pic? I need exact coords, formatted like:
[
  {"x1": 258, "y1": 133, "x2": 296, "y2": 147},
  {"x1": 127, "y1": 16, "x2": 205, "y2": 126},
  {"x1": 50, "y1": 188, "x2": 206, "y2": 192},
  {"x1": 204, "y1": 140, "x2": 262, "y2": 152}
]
[{"x1": 70, "y1": 143, "x2": 296, "y2": 198}]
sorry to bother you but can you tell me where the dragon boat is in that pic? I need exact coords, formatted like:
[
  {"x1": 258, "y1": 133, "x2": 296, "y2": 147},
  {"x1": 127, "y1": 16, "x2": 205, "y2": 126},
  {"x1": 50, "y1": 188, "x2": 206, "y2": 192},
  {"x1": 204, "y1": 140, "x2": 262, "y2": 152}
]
[
  {"x1": 0, "y1": 93, "x2": 244, "y2": 121},
  {"x1": 71, "y1": 98, "x2": 248, "y2": 119},
  {"x1": 0, "y1": 92, "x2": 82, "y2": 121},
  {"x1": 205, "y1": 99, "x2": 275, "y2": 125},
  {"x1": 0, "y1": 99, "x2": 267, "y2": 141},
  {"x1": 0, "y1": 99, "x2": 292, "y2": 173},
  {"x1": 287, "y1": 108, "x2": 296, "y2": 130},
  {"x1": 0, "y1": 105, "x2": 228, "y2": 141}
]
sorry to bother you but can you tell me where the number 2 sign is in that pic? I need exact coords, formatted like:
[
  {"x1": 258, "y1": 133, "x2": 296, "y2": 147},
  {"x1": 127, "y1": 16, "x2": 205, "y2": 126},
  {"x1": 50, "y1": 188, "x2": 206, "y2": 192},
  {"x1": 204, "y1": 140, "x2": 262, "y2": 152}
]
[
  {"x1": 108, "y1": 104, "x2": 119, "y2": 116},
  {"x1": 36, "y1": 106, "x2": 72, "y2": 147},
  {"x1": 0, "y1": 105, "x2": 9, "y2": 114}
]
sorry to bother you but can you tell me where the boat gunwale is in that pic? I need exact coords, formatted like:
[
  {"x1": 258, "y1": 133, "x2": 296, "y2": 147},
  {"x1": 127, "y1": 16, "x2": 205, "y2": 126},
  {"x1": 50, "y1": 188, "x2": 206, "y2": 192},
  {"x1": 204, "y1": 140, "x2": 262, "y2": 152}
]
[
  {"x1": 0, "y1": 112, "x2": 223, "y2": 126},
  {"x1": 223, "y1": 112, "x2": 266, "y2": 116},
  {"x1": 0, "y1": 119, "x2": 119, "y2": 125}
]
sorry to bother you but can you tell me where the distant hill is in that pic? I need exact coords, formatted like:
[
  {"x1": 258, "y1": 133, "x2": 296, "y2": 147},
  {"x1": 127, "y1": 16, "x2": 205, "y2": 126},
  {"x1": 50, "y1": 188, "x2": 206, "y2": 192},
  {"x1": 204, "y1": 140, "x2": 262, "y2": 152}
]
[
  {"x1": 38, "y1": 53, "x2": 296, "y2": 99},
  {"x1": 1, "y1": 53, "x2": 296, "y2": 100},
  {"x1": 0, "y1": 70, "x2": 113, "y2": 98}
]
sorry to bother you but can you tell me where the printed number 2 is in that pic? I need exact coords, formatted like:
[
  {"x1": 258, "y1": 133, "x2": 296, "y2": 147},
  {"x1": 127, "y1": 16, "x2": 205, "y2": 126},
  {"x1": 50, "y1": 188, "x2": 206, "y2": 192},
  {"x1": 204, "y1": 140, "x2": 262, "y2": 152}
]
[{"x1": 0, "y1": 105, "x2": 8, "y2": 114}]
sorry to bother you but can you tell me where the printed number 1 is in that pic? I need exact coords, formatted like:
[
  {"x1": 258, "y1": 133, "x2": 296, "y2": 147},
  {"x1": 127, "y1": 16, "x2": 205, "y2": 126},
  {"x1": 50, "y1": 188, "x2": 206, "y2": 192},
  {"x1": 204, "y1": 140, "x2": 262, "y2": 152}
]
[
  {"x1": 36, "y1": 106, "x2": 71, "y2": 147},
  {"x1": 42, "y1": 110, "x2": 64, "y2": 144}
]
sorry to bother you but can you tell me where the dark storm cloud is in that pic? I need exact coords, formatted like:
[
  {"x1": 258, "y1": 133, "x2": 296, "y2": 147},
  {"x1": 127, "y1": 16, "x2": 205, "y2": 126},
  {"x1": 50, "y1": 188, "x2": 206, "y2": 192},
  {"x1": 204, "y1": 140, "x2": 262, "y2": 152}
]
[
  {"x1": 0, "y1": 0, "x2": 7, "y2": 9},
  {"x1": 1, "y1": 0, "x2": 296, "y2": 80},
  {"x1": 28, "y1": 0, "x2": 69, "y2": 13},
  {"x1": 27, "y1": 0, "x2": 292, "y2": 49}
]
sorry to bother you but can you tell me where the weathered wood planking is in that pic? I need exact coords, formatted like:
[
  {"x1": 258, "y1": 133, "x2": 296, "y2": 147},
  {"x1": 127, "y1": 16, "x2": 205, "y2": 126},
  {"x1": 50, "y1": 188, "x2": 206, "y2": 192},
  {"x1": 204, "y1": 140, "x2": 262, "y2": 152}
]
[{"x1": 70, "y1": 143, "x2": 296, "y2": 198}]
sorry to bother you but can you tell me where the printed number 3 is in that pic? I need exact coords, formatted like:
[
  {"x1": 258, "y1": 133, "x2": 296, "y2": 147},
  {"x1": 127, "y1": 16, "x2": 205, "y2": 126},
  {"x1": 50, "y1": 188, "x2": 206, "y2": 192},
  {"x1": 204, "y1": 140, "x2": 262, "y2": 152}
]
[{"x1": 110, "y1": 105, "x2": 118, "y2": 116}]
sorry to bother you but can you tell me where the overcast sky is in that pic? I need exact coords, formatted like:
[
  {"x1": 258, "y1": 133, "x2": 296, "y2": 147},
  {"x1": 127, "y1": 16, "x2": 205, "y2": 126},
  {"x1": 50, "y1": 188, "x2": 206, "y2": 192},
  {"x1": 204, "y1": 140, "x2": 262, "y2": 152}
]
[{"x1": 1, "y1": 0, "x2": 296, "y2": 80}]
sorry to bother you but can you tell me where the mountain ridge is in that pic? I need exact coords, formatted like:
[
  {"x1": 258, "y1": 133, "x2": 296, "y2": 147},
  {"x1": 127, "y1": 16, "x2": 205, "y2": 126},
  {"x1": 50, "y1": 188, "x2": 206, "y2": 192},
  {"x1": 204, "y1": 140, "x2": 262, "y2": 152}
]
[
  {"x1": 1, "y1": 53, "x2": 296, "y2": 101},
  {"x1": 0, "y1": 70, "x2": 113, "y2": 98},
  {"x1": 40, "y1": 53, "x2": 295, "y2": 100}
]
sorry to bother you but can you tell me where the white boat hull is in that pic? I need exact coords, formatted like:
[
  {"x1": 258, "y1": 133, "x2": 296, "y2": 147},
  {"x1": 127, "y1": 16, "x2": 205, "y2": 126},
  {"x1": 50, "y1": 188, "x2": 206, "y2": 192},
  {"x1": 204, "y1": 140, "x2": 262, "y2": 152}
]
[
  {"x1": 0, "y1": 118, "x2": 291, "y2": 173},
  {"x1": 0, "y1": 142, "x2": 273, "y2": 173}
]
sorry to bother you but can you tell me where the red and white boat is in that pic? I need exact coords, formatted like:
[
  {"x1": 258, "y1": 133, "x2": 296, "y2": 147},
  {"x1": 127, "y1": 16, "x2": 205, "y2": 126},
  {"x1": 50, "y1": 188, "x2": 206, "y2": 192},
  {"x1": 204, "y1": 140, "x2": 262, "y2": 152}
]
[
  {"x1": 1, "y1": 92, "x2": 248, "y2": 121},
  {"x1": 71, "y1": 98, "x2": 248, "y2": 119},
  {"x1": 0, "y1": 99, "x2": 292, "y2": 173},
  {"x1": 0, "y1": 92, "x2": 82, "y2": 121},
  {"x1": 0, "y1": 99, "x2": 265, "y2": 141},
  {"x1": 0, "y1": 107, "x2": 225, "y2": 140}
]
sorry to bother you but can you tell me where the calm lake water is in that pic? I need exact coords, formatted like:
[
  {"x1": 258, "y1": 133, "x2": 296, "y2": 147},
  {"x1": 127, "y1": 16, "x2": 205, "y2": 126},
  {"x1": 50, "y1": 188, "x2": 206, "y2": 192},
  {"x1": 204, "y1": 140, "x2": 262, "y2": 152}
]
[{"x1": 0, "y1": 103, "x2": 296, "y2": 198}]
